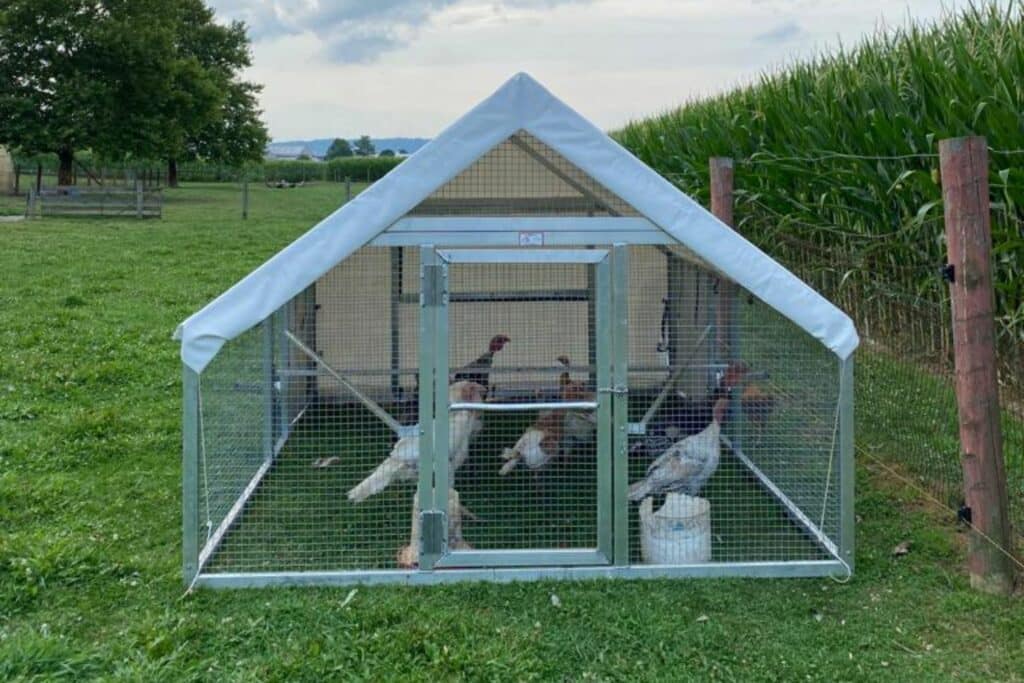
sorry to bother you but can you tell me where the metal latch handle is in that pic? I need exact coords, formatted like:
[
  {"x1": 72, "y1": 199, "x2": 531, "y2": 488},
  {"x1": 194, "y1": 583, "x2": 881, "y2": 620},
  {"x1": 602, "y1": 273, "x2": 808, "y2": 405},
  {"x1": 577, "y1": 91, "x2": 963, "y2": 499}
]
[{"x1": 598, "y1": 385, "x2": 629, "y2": 395}]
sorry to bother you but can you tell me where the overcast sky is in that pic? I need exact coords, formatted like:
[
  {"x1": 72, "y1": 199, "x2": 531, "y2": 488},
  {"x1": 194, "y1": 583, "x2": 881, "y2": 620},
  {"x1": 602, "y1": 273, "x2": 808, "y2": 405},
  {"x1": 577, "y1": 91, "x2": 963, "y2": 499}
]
[{"x1": 208, "y1": 0, "x2": 973, "y2": 141}]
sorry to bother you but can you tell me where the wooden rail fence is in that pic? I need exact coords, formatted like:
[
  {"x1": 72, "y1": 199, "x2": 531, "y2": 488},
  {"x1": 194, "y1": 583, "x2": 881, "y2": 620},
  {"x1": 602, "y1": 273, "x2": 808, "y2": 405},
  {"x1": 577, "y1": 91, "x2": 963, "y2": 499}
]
[{"x1": 27, "y1": 182, "x2": 162, "y2": 219}]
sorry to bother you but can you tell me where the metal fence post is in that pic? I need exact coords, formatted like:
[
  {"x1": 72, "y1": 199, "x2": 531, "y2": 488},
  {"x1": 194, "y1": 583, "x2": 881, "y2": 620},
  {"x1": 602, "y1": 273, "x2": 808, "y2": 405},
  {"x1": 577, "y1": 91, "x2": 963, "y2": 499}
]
[
  {"x1": 345, "y1": 177, "x2": 352, "y2": 203},
  {"x1": 710, "y1": 158, "x2": 736, "y2": 359},
  {"x1": 939, "y1": 135, "x2": 1015, "y2": 595},
  {"x1": 135, "y1": 180, "x2": 143, "y2": 218},
  {"x1": 242, "y1": 180, "x2": 249, "y2": 220}
]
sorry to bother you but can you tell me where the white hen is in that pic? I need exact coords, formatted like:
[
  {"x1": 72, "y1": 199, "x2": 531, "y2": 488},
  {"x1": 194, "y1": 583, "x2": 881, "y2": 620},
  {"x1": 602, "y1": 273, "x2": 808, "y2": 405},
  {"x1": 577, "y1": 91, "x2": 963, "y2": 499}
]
[
  {"x1": 347, "y1": 381, "x2": 486, "y2": 503},
  {"x1": 628, "y1": 397, "x2": 728, "y2": 501}
]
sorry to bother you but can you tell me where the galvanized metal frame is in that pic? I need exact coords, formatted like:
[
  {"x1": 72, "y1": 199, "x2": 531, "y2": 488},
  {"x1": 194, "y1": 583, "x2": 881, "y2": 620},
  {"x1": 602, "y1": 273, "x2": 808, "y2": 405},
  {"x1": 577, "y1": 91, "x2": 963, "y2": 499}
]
[
  {"x1": 386, "y1": 217, "x2": 656, "y2": 233},
  {"x1": 418, "y1": 246, "x2": 441, "y2": 568},
  {"x1": 182, "y1": 366, "x2": 200, "y2": 585},
  {"x1": 184, "y1": 226, "x2": 856, "y2": 586},
  {"x1": 373, "y1": 221, "x2": 671, "y2": 248},
  {"x1": 427, "y1": 247, "x2": 616, "y2": 569},
  {"x1": 437, "y1": 248, "x2": 609, "y2": 264},
  {"x1": 194, "y1": 560, "x2": 847, "y2": 588},
  {"x1": 838, "y1": 356, "x2": 855, "y2": 572},
  {"x1": 611, "y1": 244, "x2": 630, "y2": 565},
  {"x1": 595, "y1": 253, "x2": 614, "y2": 561}
]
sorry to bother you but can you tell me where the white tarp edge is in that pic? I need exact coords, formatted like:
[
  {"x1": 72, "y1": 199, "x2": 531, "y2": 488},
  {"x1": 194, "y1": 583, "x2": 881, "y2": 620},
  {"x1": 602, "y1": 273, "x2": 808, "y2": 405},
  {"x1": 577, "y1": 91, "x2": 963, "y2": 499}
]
[{"x1": 175, "y1": 73, "x2": 859, "y2": 373}]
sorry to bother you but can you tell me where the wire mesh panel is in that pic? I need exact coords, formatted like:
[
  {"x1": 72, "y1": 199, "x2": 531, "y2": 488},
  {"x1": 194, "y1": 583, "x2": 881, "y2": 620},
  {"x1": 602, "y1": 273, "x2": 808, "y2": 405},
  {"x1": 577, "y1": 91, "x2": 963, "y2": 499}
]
[
  {"x1": 624, "y1": 246, "x2": 842, "y2": 565},
  {"x1": 195, "y1": 246, "x2": 427, "y2": 573},
  {"x1": 409, "y1": 130, "x2": 639, "y2": 217}
]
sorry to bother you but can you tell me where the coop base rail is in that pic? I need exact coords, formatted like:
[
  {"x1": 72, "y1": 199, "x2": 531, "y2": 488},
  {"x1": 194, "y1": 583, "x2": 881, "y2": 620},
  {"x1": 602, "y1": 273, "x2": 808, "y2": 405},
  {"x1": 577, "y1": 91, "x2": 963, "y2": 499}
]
[{"x1": 194, "y1": 560, "x2": 846, "y2": 588}]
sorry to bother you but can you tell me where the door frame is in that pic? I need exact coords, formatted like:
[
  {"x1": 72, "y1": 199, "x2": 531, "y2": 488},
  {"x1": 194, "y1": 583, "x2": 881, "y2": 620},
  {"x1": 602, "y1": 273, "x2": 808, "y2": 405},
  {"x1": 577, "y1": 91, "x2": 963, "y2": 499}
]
[{"x1": 417, "y1": 246, "x2": 627, "y2": 569}]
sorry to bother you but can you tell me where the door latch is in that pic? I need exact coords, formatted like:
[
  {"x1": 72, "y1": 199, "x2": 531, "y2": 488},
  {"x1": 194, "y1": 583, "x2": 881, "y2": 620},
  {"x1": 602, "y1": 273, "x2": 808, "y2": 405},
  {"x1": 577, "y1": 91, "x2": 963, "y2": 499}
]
[{"x1": 598, "y1": 385, "x2": 629, "y2": 395}]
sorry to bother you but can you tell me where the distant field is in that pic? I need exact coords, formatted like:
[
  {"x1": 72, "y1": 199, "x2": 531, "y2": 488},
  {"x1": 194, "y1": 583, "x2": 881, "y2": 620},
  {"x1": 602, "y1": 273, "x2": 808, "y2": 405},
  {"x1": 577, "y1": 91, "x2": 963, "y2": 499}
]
[{"x1": 1, "y1": 182, "x2": 1020, "y2": 680}]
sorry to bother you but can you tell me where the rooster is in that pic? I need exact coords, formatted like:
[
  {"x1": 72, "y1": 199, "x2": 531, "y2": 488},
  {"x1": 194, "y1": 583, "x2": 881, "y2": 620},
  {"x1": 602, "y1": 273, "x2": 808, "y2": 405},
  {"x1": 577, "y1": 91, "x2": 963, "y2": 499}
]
[
  {"x1": 347, "y1": 381, "x2": 486, "y2": 503},
  {"x1": 453, "y1": 334, "x2": 510, "y2": 395},
  {"x1": 499, "y1": 410, "x2": 564, "y2": 475},
  {"x1": 396, "y1": 488, "x2": 475, "y2": 568},
  {"x1": 628, "y1": 397, "x2": 728, "y2": 501},
  {"x1": 633, "y1": 361, "x2": 749, "y2": 458}
]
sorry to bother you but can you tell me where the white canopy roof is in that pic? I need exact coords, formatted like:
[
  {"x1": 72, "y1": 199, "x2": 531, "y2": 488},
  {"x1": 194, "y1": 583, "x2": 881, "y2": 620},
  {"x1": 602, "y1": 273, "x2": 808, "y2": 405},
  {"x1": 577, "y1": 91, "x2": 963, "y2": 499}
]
[{"x1": 175, "y1": 73, "x2": 859, "y2": 372}]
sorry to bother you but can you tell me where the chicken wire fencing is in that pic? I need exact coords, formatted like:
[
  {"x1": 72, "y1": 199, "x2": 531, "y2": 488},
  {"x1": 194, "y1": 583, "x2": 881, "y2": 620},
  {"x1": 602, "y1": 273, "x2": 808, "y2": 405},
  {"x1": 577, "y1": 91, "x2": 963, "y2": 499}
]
[{"x1": 184, "y1": 242, "x2": 853, "y2": 585}]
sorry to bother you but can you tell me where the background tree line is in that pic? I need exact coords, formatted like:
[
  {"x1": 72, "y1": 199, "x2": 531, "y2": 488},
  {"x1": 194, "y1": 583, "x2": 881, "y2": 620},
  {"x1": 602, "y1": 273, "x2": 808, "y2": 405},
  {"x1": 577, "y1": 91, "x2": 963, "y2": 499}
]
[{"x1": 0, "y1": 0, "x2": 268, "y2": 187}]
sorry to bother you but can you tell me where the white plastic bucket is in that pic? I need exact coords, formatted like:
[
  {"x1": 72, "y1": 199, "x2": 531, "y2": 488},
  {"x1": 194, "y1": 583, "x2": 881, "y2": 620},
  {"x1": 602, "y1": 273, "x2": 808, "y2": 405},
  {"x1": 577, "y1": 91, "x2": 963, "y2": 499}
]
[{"x1": 639, "y1": 493, "x2": 712, "y2": 564}]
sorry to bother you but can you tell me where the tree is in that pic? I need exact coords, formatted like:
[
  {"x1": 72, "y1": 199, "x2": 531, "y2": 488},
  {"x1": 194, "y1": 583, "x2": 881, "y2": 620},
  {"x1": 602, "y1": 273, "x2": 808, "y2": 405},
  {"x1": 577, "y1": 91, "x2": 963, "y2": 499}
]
[
  {"x1": 191, "y1": 81, "x2": 267, "y2": 169},
  {"x1": 379, "y1": 149, "x2": 396, "y2": 157},
  {"x1": 159, "y1": 0, "x2": 267, "y2": 186},
  {"x1": 326, "y1": 138, "x2": 353, "y2": 159},
  {"x1": 353, "y1": 135, "x2": 375, "y2": 156},
  {"x1": 0, "y1": 0, "x2": 178, "y2": 184}
]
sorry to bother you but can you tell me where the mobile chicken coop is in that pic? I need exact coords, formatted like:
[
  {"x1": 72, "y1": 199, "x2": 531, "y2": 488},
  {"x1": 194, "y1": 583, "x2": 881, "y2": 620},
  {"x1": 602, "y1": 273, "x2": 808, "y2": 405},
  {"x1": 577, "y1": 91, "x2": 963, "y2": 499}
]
[{"x1": 175, "y1": 74, "x2": 858, "y2": 588}]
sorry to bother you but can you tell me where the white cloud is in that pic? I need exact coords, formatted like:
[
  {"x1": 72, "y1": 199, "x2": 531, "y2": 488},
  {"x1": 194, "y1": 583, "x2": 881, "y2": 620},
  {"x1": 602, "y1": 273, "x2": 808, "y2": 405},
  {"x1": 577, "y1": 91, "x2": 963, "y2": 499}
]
[{"x1": 207, "y1": 0, "x2": 994, "y2": 139}]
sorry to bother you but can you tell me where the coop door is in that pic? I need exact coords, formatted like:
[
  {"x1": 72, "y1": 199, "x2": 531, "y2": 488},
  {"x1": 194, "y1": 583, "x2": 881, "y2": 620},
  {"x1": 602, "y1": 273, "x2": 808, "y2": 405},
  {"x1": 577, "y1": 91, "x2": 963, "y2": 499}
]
[{"x1": 419, "y1": 247, "x2": 627, "y2": 569}]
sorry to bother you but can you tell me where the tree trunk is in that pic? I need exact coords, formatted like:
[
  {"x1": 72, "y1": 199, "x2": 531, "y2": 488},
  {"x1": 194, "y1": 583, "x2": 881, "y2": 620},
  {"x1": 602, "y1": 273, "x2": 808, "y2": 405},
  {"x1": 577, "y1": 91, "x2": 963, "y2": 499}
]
[
  {"x1": 168, "y1": 158, "x2": 179, "y2": 188},
  {"x1": 57, "y1": 147, "x2": 74, "y2": 186}
]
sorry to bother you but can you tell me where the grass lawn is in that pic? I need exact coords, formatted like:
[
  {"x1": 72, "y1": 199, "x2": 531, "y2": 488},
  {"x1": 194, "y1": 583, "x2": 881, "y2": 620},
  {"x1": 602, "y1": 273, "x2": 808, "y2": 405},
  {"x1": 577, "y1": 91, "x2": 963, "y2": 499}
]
[{"x1": 1, "y1": 182, "x2": 1021, "y2": 681}]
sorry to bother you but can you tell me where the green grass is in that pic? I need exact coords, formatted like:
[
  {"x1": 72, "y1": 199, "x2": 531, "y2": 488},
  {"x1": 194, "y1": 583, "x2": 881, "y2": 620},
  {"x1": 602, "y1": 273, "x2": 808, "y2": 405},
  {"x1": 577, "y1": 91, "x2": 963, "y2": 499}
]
[
  {"x1": 1, "y1": 183, "x2": 1022, "y2": 680},
  {"x1": 206, "y1": 405, "x2": 825, "y2": 573}
]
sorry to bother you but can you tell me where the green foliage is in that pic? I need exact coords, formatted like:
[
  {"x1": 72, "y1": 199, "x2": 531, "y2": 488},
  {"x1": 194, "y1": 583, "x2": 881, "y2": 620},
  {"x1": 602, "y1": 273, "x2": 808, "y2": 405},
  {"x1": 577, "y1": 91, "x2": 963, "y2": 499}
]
[
  {"x1": 159, "y1": 0, "x2": 267, "y2": 170},
  {"x1": 0, "y1": 0, "x2": 267, "y2": 181},
  {"x1": 325, "y1": 138, "x2": 354, "y2": 159},
  {"x1": 353, "y1": 135, "x2": 376, "y2": 157},
  {"x1": 263, "y1": 156, "x2": 403, "y2": 183},
  {"x1": 613, "y1": 1, "x2": 1024, "y2": 341},
  {"x1": 0, "y1": 0, "x2": 178, "y2": 179},
  {"x1": 0, "y1": 182, "x2": 1021, "y2": 679},
  {"x1": 379, "y1": 149, "x2": 396, "y2": 157}
]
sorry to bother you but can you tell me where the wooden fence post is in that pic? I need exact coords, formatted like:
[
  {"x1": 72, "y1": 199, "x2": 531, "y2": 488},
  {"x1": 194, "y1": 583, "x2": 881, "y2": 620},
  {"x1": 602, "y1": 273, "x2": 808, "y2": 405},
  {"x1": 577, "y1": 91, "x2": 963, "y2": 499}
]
[
  {"x1": 939, "y1": 135, "x2": 1016, "y2": 595},
  {"x1": 710, "y1": 157, "x2": 736, "y2": 358}
]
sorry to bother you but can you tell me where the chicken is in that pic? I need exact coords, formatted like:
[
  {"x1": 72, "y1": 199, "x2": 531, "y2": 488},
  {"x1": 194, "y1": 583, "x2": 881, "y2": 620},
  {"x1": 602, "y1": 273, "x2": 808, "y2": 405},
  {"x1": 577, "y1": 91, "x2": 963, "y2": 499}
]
[
  {"x1": 634, "y1": 361, "x2": 749, "y2": 458},
  {"x1": 741, "y1": 382, "x2": 776, "y2": 435},
  {"x1": 628, "y1": 397, "x2": 728, "y2": 501},
  {"x1": 396, "y1": 489, "x2": 474, "y2": 568},
  {"x1": 499, "y1": 410, "x2": 564, "y2": 475},
  {"x1": 453, "y1": 334, "x2": 510, "y2": 395},
  {"x1": 347, "y1": 381, "x2": 486, "y2": 503}
]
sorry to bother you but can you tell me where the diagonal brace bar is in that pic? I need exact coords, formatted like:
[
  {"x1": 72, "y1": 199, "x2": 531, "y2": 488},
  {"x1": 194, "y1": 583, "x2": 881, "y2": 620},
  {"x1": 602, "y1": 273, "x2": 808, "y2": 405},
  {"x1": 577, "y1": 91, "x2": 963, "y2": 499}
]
[{"x1": 284, "y1": 330, "x2": 404, "y2": 436}]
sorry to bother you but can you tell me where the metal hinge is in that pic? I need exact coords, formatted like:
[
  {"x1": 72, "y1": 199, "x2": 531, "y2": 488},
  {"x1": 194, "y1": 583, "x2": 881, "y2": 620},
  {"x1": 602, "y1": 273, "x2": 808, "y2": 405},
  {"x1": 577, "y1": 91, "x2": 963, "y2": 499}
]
[
  {"x1": 420, "y1": 510, "x2": 446, "y2": 556},
  {"x1": 598, "y1": 385, "x2": 629, "y2": 395},
  {"x1": 420, "y1": 264, "x2": 448, "y2": 307},
  {"x1": 940, "y1": 263, "x2": 955, "y2": 283}
]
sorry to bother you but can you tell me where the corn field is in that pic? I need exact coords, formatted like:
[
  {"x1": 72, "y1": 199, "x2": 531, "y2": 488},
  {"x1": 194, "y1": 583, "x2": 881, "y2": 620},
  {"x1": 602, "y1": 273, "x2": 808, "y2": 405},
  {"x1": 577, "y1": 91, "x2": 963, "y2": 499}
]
[{"x1": 615, "y1": 1, "x2": 1024, "y2": 537}]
